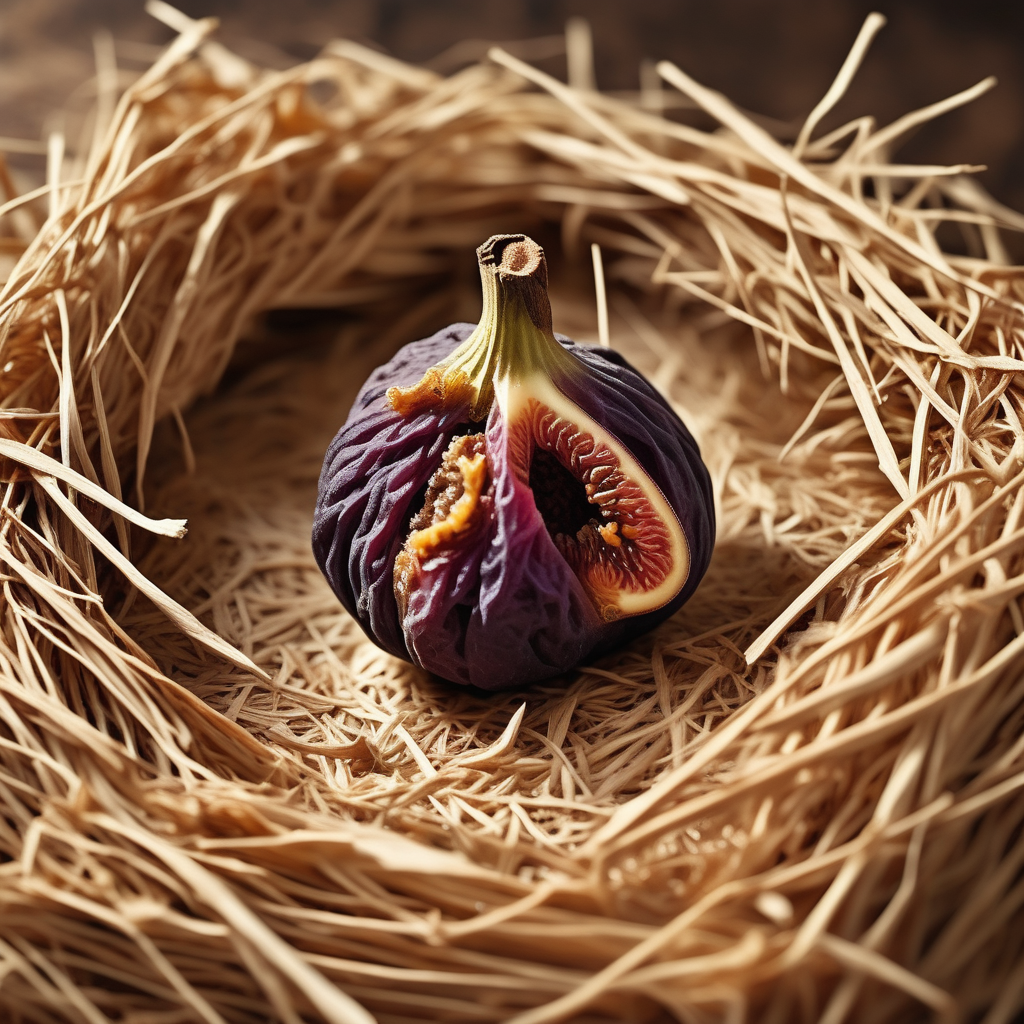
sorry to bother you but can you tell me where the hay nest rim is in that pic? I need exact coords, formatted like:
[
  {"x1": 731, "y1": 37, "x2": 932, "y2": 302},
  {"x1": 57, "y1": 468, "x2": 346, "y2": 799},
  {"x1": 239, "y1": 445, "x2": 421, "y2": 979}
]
[{"x1": 0, "y1": 6, "x2": 1023, "y2": 1022}]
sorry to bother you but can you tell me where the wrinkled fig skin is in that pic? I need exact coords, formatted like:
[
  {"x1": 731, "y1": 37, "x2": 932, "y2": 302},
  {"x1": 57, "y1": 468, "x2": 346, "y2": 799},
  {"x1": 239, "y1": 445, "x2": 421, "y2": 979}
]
[
  {"x1": 313, "y1": 326, "x2": 473, "y2": 663},
  {"x1": 313, "y1": 322, "x2": 715, "y2": 691}
]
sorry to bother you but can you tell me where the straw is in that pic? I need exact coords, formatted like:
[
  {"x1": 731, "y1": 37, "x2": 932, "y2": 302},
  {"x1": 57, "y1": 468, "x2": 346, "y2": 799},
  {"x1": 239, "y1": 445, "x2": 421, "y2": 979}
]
[{"x1": 0, "y1": 6, "x2": 1023, "y2": 1022}]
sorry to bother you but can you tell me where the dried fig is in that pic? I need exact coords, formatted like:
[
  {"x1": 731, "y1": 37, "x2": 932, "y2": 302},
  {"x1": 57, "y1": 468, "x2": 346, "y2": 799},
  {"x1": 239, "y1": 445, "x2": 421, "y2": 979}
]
[{"x1": 313, "y1": 234, "x2": 714, "y2": 689}]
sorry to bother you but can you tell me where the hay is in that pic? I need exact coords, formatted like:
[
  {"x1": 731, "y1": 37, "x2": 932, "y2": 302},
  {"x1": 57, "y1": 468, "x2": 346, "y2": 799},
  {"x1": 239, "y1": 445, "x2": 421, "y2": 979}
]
[{"x1": 1, "y1": 3, "x2": 1023, "y2": 1021}]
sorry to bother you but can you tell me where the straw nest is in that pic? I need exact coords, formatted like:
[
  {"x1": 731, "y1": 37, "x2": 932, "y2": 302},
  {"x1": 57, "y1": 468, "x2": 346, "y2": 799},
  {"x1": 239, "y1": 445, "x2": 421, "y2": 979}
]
[{"x1": 1, "y1": 4, "x2": 1023, "y2": 1022}]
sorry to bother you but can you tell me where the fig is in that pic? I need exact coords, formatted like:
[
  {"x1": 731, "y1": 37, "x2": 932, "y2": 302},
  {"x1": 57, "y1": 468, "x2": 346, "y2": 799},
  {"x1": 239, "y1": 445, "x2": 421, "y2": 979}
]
[{"x1": 313, "y1": 235, "x2": 714, "y2": 690}]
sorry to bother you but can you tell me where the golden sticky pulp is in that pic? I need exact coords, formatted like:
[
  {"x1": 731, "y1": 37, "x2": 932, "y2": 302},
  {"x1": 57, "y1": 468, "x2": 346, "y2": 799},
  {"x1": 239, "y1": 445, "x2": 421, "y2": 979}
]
[
  {"x1": 393, "y1": 433, "x2": 490, "y2": 615},
  {"x1": 387, "y1": 367, "x2": 473, "y2": 418},
  {"x1": 407, "y1": 453, "x2": 487, "y2": 556}
]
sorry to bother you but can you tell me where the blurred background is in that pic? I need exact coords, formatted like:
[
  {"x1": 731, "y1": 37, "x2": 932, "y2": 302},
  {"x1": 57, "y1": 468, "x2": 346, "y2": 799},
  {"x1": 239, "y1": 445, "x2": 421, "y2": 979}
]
[{"x1": 1, "y1": 0, "x2": 1022, "y2": 213}]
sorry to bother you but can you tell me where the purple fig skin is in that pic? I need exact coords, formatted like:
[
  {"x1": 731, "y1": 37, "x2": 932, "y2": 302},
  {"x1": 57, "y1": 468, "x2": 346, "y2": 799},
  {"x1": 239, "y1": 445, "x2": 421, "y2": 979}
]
[{"x1": 313, "y1": 322, "x2": 715, "y2": 691}]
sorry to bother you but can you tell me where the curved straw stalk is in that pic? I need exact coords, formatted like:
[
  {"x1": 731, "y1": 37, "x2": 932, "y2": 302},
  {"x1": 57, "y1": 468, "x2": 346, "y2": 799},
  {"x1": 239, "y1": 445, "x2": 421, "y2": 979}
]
[{"x1": 1, "y1": 6, "x2": 1023, "y2": 1022}]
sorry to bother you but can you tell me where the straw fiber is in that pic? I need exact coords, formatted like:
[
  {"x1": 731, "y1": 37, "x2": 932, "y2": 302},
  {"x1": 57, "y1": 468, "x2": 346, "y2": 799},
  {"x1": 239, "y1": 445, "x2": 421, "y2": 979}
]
[{"x1": 0, "y1": 5, "x2": 1023, "y2": 1022}]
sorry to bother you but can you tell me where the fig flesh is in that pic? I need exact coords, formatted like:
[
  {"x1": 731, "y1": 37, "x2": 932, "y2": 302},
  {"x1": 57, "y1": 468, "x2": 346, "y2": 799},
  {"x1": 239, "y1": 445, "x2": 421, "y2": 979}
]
[{"x1": 313, "y1": 235, "x2": 714, "y2": 690}]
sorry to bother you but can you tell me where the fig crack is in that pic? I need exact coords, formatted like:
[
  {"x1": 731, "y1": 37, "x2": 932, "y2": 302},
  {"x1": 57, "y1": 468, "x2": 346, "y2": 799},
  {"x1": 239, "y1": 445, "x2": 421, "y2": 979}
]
[
  {"x1": 405, "y1": 433, "x2": 489, "y2": 552},
  {"x1": 394, "y1": 433, "x2": 492, "y2": 615}
]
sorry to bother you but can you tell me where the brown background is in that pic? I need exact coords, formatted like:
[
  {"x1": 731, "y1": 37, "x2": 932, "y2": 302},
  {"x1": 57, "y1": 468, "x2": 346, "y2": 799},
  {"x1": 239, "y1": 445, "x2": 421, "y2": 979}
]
[{"x1": 1, "y1": 0, "x2": 1022, "y2": 213}]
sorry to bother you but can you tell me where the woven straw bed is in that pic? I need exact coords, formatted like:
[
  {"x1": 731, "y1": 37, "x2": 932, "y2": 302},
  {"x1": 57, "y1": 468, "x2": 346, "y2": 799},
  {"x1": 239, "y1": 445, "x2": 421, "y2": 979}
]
[{"x1": 1, "y1": 5, "x2": 1023, "y2": 1022}]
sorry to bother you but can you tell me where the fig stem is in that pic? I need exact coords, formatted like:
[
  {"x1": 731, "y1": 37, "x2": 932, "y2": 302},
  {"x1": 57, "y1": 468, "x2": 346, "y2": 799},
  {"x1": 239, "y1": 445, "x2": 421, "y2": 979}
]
[{"x1": 387, "y1": 234, "x2": 579, "y2": 421}]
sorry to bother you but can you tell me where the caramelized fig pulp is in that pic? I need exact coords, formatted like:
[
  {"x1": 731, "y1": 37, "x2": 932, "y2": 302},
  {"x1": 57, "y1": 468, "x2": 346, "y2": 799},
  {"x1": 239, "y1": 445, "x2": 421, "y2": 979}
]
[{"x1": 313, "y1": 235, "x2": 714, "y2": 689}]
